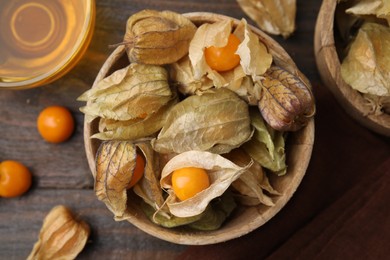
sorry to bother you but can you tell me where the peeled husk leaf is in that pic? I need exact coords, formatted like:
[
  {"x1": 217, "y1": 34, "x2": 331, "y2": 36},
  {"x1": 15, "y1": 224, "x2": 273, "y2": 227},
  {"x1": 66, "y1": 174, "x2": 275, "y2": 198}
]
[
  {"x1": 123, "y1": 10, "x2": 197, "y2": 65},
  {"x1": 151, "y1": 88, "x2": 253, "y2": 154},
  {"x1": 226, "y1": 149, "x2": 280, "y2": 206},
  {"x1": 340, "y1": 22, "x2": 390, "y2": 97},
  {"x1": 170, "y1": 55, "x2": 262, "y2": 105},
  {"x1": 171, "y1": 56, "x2": 258, "y2": 104},
  {"x1": 236, "y1": 0, "x2": 297, "y2": 38},
  {"x1": 257, "y1": 65, "x2": 315, "y2": 131},
  {"x1": 169, "y1": 56, "x2": 214, "y2": 95},
  {"x1": 79, "y1": 63, "x2": 172, "y2": 123},
  {"x1": 235, "y1": 19, "x2": 273, "y2": 78},
  {"x1": 95, "y1": 141, "x2": 155, "y2": 219},
  {"x1": 160, "y1": 150, "x2": 252, "y2": 218},
  {"x1": 243, "y1": 108, "x2": 287, "y2": 175},
  {"x1": 346, "y1": 0, "x2": 390, "y2": 25},
  {"x1": 27, "y1": 205, "x2": 90, "y2": 260}
]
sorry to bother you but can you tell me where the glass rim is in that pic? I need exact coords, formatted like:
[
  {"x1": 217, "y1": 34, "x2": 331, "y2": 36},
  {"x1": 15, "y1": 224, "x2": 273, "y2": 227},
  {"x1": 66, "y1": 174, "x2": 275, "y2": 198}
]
[{"x1": 0, "y1": 0, "x2": 96, "y2": 90}]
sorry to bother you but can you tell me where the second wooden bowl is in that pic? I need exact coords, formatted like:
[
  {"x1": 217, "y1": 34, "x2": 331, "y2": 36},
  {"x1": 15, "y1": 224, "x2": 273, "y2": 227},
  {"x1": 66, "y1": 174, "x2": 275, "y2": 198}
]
[
  {"x1": 314, "y1": 0, "x2": 390, "y2": 136},
  {"x1": 83, "y1": 12, "x2": 315, "y2": 245}
]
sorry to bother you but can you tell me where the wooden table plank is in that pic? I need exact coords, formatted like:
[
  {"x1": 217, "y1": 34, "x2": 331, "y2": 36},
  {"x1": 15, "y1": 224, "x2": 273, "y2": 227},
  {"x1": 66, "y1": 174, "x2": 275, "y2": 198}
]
[{"x1": 0, "y1": 189, "x2": 185, "y2": 259}]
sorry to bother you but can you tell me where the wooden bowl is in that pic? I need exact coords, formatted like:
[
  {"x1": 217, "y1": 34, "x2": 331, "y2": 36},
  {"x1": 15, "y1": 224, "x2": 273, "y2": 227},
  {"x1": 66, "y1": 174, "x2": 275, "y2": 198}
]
[
  {"x1": 314, "y1": 0, "x2": 390, "y2": 136},
  {"x1": 83, "y1": 12, "x2": 315, "y2": 245}
]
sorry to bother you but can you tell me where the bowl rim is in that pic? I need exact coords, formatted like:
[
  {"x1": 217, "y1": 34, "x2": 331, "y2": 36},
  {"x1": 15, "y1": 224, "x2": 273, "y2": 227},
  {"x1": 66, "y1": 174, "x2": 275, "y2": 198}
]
[
  {"x1": 0, "y1": 0, "x2": 96, "y2": 90},
  {"x1": 83, "y1": 12, "x2": 315, "y2": 245},
  {"x1": 314, "y1": 0, "x2": 390, "y2": 136}
]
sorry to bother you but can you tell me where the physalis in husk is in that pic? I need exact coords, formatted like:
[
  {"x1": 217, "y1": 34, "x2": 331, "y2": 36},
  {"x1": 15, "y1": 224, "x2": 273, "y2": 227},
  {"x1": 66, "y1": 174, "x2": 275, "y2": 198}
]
[
  {"x1": 123, "y1": 9, "x2": 197, "y2": 65},
  {"x1": 79, "y1": 9, "x2": 315, "y2": 231},
  {"x1": 151, "y1": 88, "x2": 253, "y2": 155}
]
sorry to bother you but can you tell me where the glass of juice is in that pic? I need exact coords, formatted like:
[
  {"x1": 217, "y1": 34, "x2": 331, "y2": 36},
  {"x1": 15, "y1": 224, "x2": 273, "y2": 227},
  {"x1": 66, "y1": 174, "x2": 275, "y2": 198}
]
[{"x1": 0, "y1": 0, "x2": 95, "y2": 89}]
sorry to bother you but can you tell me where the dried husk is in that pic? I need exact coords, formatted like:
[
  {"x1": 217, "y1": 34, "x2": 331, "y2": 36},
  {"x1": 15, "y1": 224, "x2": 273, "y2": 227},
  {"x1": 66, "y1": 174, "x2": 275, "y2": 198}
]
[
  {"x1": 170, "y1": 56, "x2": 214, "y2": 95},
  {"x1": 171, "y1": 55, "x2": 254, "y2": 102},
  {"x1": 236, "y1": 0, "x2": 297, "y2": 38},
  {"x1": 27, "y1": 205, "x2": 90, "y2": 260},
  {"x1": 225, "y1": 149, "x2": 280, "y2": 206},
  {"x1": 340, "y1": 22, "x2": 390, "y2": 97},
  {"x1": 257, "y1": 66, "x2": 315, "y2": 131},
  {"x1": 243, "y1": 107, "x2": 287, "y2": 175},
  {"x1": 171, "y1": 61, "x2": 260, "y2": 104},
  {"x1": 93, "y1": 94, "x2": 178, "y2": 140},
  {"x1": 95, "y1": 141, "x2": 155, "y2": 219},
  {"x1": 346, "y1": 0, "x2": 390, "y2": 25},
  {"x1": 123, "y1": 10, "x2": 197, "y2": 65},
  {"x1": 235, "y1": 19, "x2": 273, "y2": 78},
  {"x1": 160, "y1": 150, "x2": 252, "y2": 218},
  {"x1": 184, "y1": 18, "x2": 272, "y2": 97},
  {"x1": 79, "y1": 63, "x2": 172, "y2": 123},
  {"x1": 189, "y1": 19, "x2": 233, "y2": 80},
  {"x1": 188, "y1": 19, "x2": 248, "y2": 92},
  {"x1": 131, "y1": 143, "x2": 164, "y2": 215},
  {"x1": 151, "y1": 88, "x2": 253, "y2": 154},
  {"x1": 171, "y1": 18, "x2": 273, "y2": 107}
]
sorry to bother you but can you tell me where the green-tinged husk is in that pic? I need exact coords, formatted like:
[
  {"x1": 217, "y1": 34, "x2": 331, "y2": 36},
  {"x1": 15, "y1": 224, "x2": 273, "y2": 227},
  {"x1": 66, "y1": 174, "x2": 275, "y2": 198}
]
[
  {"x1": 243, "y1": 107, "x2": 287, "y2": 175},
  {"x1": 152, "y1": 88, "x2": 253, "y2": 154}
]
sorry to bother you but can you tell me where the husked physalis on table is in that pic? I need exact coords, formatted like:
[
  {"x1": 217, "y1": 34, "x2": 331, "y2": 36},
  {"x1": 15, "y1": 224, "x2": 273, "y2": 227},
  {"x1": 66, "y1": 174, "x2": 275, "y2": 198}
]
[
  {"x1": 0, "y1": 160, "x2": 32, "y2": 198},
  {"x1": 37, "y1": 106, "x2": 75, "y2": 143}
]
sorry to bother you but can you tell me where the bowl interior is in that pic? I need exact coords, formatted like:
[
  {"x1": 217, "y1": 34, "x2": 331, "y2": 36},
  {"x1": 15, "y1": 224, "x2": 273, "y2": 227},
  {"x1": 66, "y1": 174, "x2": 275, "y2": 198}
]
[
  {"x1": 314, "y1": 0, "x2": 390, "y2": 136},
  {"x1": 0, "y1": 0, "x2": 95, "y2": 89},
  {"x1": 84, "y1": 12, "x2": 315, "y2": 245}
]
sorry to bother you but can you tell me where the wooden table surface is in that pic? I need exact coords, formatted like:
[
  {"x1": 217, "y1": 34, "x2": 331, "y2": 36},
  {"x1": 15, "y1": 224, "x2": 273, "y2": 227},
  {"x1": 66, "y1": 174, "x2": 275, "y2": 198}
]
[{"x1": 1, "y1": 0, "x2": 389, "y2": 259}]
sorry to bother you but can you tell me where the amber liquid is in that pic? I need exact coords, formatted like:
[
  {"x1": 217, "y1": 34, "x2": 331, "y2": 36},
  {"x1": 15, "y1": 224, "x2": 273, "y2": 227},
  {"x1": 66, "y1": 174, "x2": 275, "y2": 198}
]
[{"x1": 0, "y1": 0, "x2": 93, "y2": 88}]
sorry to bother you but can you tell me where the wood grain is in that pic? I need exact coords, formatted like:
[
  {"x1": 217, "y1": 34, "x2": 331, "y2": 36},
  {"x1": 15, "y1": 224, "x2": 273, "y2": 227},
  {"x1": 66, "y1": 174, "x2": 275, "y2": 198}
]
[{"x1": 0, "y1": 189, "x2": 185, "y2": 259}]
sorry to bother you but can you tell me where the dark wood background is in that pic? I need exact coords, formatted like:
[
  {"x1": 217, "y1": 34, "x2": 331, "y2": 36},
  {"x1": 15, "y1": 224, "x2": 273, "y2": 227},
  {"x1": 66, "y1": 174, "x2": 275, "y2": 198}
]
[{"x1": 1, "y1": 0, "x2": 389, "y2": 259}]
